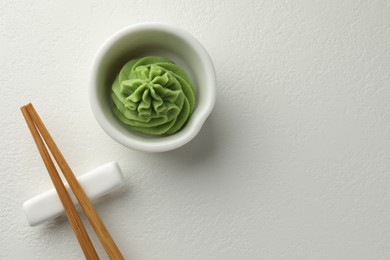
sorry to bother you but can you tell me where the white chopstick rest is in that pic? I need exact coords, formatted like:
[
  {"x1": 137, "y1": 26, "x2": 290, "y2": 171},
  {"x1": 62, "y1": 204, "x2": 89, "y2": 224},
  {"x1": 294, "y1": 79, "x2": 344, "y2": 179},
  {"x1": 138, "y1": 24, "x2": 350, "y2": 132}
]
[{"x1": 23, "y1": 161, "x2": 124, "y2": 226}]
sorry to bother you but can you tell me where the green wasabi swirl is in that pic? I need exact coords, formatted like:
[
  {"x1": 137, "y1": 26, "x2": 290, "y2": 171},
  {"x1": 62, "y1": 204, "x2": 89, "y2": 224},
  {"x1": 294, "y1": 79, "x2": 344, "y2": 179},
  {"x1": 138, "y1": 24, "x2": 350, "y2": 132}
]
[{"x1": 111, "y1": 56, "x2": 196, "y2": 135}]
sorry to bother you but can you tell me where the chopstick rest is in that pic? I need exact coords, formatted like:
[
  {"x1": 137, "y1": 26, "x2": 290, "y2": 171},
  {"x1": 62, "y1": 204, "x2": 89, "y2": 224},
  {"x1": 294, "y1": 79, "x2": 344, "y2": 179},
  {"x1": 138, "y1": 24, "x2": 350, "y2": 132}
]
[{"x1": 23, "y1": 161, "x2": 124, "y2": 226}]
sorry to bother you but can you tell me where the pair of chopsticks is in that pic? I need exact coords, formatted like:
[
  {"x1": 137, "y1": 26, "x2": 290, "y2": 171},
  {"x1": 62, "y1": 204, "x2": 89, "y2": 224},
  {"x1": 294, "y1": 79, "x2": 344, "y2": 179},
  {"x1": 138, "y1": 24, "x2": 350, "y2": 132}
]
[{"x1": 21, "y1": 103, "x2": 124, "y2": 260}]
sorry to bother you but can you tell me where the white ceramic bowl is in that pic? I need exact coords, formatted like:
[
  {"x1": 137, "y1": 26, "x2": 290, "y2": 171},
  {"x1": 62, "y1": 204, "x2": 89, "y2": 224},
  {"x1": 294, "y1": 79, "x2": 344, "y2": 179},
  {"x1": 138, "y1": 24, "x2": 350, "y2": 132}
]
[{"x1": 90, "y1": 23, "x2": 216, "y2": 152}]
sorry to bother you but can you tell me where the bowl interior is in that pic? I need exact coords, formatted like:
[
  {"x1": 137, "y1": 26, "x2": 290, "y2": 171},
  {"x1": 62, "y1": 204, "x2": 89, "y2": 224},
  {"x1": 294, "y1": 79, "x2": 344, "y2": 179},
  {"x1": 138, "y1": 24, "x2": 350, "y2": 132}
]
[{"x1": 93, "y1": 26, "x2": 213, "y2": 146}]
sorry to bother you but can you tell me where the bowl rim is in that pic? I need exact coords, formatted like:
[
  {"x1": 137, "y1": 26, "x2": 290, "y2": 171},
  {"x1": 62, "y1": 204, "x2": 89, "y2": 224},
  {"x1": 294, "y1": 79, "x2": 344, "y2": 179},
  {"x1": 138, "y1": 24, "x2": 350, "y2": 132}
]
[{"x1": 90, "y1": 23, "x2": 216, "y2": 152}]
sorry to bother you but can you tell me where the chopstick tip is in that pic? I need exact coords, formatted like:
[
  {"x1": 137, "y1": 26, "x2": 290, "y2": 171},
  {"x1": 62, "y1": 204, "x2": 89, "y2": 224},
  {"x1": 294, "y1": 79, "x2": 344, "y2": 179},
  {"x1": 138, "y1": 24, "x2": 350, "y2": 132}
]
[{"x1": 20, "y1": 103, "x2": 33, "y2": 110}]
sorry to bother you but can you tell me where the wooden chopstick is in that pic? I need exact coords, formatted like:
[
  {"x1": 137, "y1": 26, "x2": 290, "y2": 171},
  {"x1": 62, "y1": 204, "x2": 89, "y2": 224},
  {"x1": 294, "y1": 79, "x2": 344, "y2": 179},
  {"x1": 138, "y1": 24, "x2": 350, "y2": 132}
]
[
  {"x1": 21, "y1": 103, "x2": 124, "y2": 260},
  {"x1": 21, "y1": 105, "x2": 99, "y2": 259}
]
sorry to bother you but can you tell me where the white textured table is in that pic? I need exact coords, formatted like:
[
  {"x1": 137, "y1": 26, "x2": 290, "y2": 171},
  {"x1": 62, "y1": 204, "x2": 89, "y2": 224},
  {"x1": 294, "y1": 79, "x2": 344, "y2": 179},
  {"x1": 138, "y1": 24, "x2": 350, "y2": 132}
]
[{"x1": 1, "y1": 1, "x2": 390, "y2": 259}]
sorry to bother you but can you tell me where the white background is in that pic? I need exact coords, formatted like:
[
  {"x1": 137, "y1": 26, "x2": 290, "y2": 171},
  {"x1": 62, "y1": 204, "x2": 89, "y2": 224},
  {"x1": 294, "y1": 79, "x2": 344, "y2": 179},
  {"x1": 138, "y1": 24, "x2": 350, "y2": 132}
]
[{"x1": 1, "y1": 0, "x2": 390, "y2": 259}]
